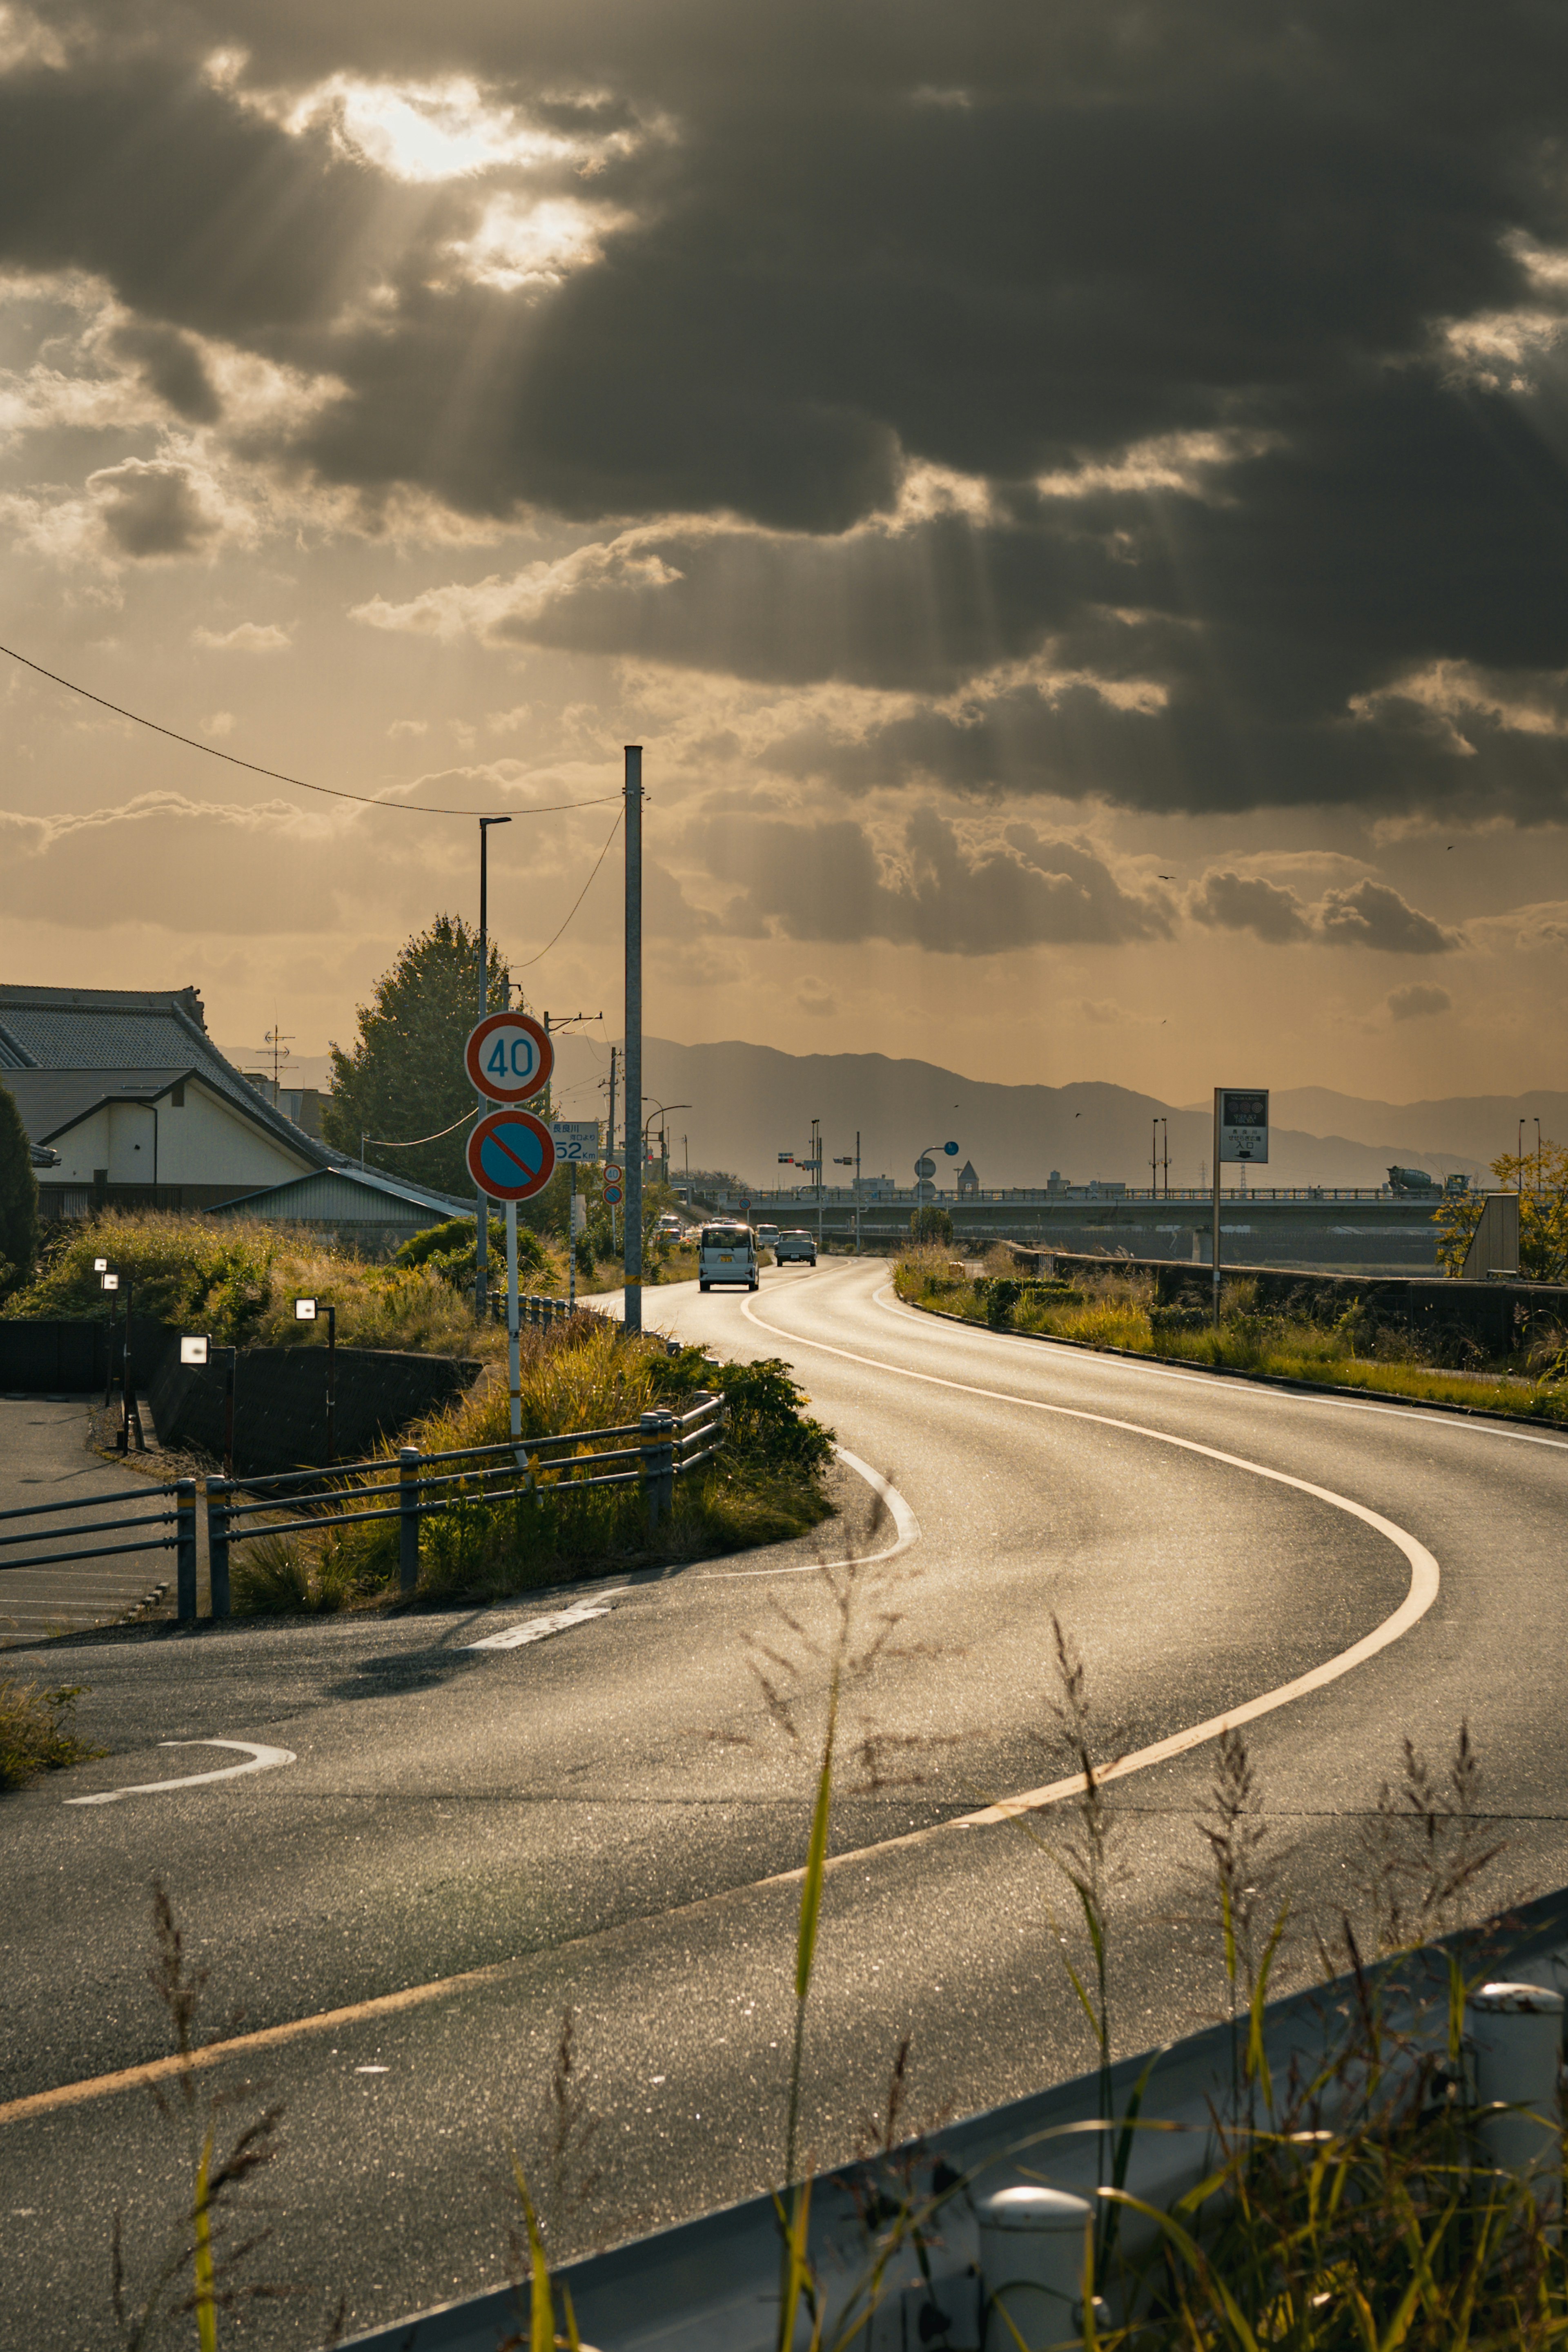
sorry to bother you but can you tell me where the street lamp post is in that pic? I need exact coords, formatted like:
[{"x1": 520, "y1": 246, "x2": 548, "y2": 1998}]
[
  {"x1": 833, "y1": 1137, "x2": 861, "y2": 1253},
  {"x1": 476, "y1": 814, "x2": 512, "y2": 1323}
]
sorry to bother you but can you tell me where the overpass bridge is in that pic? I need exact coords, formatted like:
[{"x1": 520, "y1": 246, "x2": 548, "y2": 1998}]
[{"x1": 699, "y1": 1184, "x2": 1452, "y2": 1274}]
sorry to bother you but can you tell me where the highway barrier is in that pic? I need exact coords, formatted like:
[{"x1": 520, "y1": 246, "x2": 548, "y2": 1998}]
[{"x1": 336, "y1": 1884, "x2": 1568, "y2": 2352}]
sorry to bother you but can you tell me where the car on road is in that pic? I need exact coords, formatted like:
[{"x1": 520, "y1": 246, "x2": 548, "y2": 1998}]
[
  {"x1": 698, "y1": 1223, "x2": 759, "y2": 1291},
  {"x1": 755, "y1": 1223, "x2": 781, "y2": 1251},
  {"x1": 773, "y1": 1229, "x2": 817, "y2": 1265}
]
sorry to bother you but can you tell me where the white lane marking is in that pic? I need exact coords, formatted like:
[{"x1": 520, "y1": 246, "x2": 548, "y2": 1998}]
[
  {"x1": 690, "y1": 1447, "x2": 921, "y2": 1578},
  {"x1": 874, "y1": 1276, "x2": 1568, "y2": 1453},
  {"x1": 66, "y1": 1740, "x2": 296, "y2": 1806},
  {"x1": 462, "y1": 1601, "x2": 614, "y2": 1651},
  {"x1": 737, "y1": 1284, "x2": 1442, "y2": 1807}
]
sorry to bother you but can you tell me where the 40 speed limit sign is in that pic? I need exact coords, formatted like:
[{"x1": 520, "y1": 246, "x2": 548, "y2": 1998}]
[{"x1": 465, "y1": 1011, "x2": 552, "y2": 1103}]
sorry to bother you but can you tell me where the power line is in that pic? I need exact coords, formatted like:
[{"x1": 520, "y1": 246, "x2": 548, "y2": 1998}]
[
  {"x1": 363, "y1": 1107, "x2": 479, "y2": 1148},
  {"x1": 515, "y1": 807, "x2": 624, "y2": 968},
  {"x1": 0, "y1": 640, "x2": 619, "y2": 819}
]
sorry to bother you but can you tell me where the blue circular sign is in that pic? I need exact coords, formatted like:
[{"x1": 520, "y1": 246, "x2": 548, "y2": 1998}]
[{"x1": 466, "y1": 1108, "x2": 556, "y2": 1202}]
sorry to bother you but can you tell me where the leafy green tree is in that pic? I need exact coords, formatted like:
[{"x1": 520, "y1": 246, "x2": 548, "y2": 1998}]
[
  {"x1": 323, "y1": 917, "x2": 512, "y2": 1197},
  {"x1": 1435, "y1": 1141, "x2": 1568, "y2": 1281},
  {"x1": 910, "y1": 1203, "x2": 954, "y2": 1245},
  {"x1": 0, "y1": 1079, "x2": 40, "y2": 1301}
]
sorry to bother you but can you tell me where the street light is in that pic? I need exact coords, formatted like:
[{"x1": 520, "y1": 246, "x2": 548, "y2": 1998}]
[
  {"x1": 295, "y1": 1296, "x2": 336, "y2": 1465},
  {"x1": 475, "y1": 814, "x2": 512, "y2": 1323},
  {"x1": 833, "y1": 1134, "x2": 861, "y2": 1254}
]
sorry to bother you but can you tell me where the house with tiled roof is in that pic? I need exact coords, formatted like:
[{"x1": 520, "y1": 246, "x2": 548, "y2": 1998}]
[{"x1": 0, "y1": 983, "x2": 327, "y2": 1217}]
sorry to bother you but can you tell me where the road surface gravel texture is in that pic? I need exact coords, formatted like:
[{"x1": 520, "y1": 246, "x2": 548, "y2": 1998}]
[{"x1": 1, "y1": 1258, "x2": 1564, "y2": 2348}]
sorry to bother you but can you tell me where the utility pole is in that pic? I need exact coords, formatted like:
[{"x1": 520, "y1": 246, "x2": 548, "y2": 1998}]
[
  {"x1": 623, "y1": 747, "x2": 643, "y2": 1333},
  {"x1": 476, "y1": 815, "x2": 511, "y2": 1322},
  {"x1": 812, "y1": 1116, "x2": 822, "y2": 1253},
  {"x1": 606, "y1": 1043, "x2": 619, "y2": 1254}
]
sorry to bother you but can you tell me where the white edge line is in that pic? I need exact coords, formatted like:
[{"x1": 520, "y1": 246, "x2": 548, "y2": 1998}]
[
  {"x1": 66, "y1": 1739, "x2": 296, "y2": 1806},
  {"x1": 461, "y1": 1603, "x2": 614, "y2": 1651},
  {"x1": 690, "y1": 1447, "x2": 921, "y2": 1579},
  {"x1": 735, "y1": 1280, "x2": 1441, "y2": 1851}
]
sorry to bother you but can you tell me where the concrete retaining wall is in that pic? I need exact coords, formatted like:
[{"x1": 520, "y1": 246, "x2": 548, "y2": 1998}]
[
  {"x1": 150, "y1": 1345, "x2": 482, "y2": 1476},
  {"x1": 0, "y1": 1315, "x2": 175, "y2": 1394}
]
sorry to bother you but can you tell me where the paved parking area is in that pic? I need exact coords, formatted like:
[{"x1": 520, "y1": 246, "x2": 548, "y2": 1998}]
[{"x1": 0, "y1": 1399, "x2": 173, "y2": 1647}]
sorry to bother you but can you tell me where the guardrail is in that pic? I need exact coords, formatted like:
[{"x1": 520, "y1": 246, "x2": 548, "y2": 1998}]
[
  {"x1": 337, "y1": 1883, "x2": 1568, "y2": 2352},
  {"x1": 0, "y1": 1382, "x2": 725, "y2": 1631},
  {"x1": 204, "y1": 1389, "x2": 727, "y2": 1616},
  {"x1": 0, "y1": 1477, "x2": 199, "y2": 1617}
]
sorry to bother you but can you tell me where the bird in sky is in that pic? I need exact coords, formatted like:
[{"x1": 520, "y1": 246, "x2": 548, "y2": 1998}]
[{"x1": 1157, "y1": 872, "x2": 1174, "y2": 880}]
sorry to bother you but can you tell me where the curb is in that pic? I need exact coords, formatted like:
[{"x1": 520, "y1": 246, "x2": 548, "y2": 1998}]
[{"x1": 898, "y1": 1294, "x2": 1568, "y2": 1434}]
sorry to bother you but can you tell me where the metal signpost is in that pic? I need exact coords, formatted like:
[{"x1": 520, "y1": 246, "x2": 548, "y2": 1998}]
[
  {"x1": 1211, "y1": 1086, "x2": 1268, "y2": 1324},
  {"x1": 913, "y1": 1140, "x2": 960, "y2": 1212},
  {"x1": 466, "y1": 1016, "x2": 557, "y2": 1446},
  {"x1": 550, "y1": 1122, "x2": 601, "y2": 1310}
]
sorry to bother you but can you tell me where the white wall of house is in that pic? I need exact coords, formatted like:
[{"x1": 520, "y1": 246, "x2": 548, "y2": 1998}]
[{"x1": 49, "y1": 1081, "x2": 314, "y2": 1187}]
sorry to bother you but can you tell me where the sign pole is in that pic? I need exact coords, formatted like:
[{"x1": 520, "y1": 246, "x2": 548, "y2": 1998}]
[
  {"x1": 506, "y1": 1199, "x2": 521, "y2": 1445},
  {"x1": 1212, "y1": 1088, "x2": 1222, "y2": 1327},
  {"x1": 624, "y1": 745, "x2": 643, "y2": 1333},
  {"x1": 569, "y1": 1164, "x2": 577, "y2": 1311}
]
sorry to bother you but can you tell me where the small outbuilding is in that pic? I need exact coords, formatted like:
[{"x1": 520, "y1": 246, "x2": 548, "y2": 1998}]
[{"x1": 210, "y1": 1164, "x2": 475, "y2": 1258}]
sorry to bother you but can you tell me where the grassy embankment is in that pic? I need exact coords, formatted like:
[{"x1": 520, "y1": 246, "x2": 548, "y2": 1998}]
[{"x1": 895, "y1": 1244, "x2": 1568, "y2": 1426}]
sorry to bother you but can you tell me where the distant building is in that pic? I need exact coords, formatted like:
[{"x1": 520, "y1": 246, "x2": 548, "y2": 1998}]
[
  {"x1": 0, "y1": 983, "x2": 325, "y2": 1217},
  {"x1": 957, "y1": 1159, "x2": 980, "y2": 1197}
]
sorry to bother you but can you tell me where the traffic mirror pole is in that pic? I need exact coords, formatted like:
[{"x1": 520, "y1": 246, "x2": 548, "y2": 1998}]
[
  {"x1": 624, "y1": 745, "x2": 643, "y2": 1334},
  {"x1": 1212, "y1": 1088, "x2": 1222, "y2": 1327}
]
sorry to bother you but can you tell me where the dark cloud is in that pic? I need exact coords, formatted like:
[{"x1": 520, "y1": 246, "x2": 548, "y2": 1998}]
[
  {"x1": 1318, "y1": 878, "x2": 1461, "y2": 954},
  {"x1": 1189, "y1": 866, "x2": 1459, "y2": 952},
  {"x1": 701, "y1": 811, "x2": 1171, "y2": 952},
  {"x1": 89, "y1": 458, "x2": 217, "y2": 556},
  {"x1": 108, "y1": 321, "x2": 222, "y2": 423},
  {"x1": 8, "y1": 5, "x2": 1568, "y2": 811},
  {"x1": 1388, "y1": 982, "x2": 1454, "y2": 1019},
  {"x1": 1189, "y1": 870, "x2": 1312, "y2": 943}
]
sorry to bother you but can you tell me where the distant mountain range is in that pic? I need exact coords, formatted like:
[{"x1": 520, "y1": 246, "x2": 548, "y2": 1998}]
[
  {"x1": 233, "y1": 1033, "x2": 1558, "y2": 1192},
  {"x1": 545, "y1": 1036, "x2": 1559, "y2": 1192}
]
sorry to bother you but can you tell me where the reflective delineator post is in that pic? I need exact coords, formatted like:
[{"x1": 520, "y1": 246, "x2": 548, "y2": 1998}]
[
  {"x1": 978, "y1": 2184, "x2": 1096, "y2": 2347},
  {"x1": 1467, "y1": 1980, "x2": 1565, "y2": 2217},
  {"x1": 175, "y1": 1477, "x2": 198, "y2": 1624}
]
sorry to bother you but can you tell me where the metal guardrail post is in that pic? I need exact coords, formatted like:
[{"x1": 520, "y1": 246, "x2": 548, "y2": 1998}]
[
  {"x1": 640, "y1": 1409, "x2": 676, "y2": 1531},
  {"x1": 207, "y1": 1479, "x2": 232, "y2": 1619},
  {"x1": 398, "y1": 1446, "x2": 421, "y2": 1591},
  {"x1": 175, "y1": 1478, "x2": 198, "y2": 1624}
]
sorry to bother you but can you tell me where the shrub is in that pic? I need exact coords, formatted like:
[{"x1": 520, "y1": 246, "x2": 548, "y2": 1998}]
[
  {"x1": 0, "y1": 1678, "x2": 98, "y2": 1789},
  {"x1": 0, "y1": 1078, "x2": 39, "y2": 1303},
  {"x1": 909, "y1": 1204, "x2": 954, "y2": 1245}
]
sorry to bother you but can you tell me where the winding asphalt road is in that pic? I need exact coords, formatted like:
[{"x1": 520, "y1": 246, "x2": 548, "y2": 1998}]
[{"x1": 2, "y1": 1258, "x2": 1564, "y2": 2349}]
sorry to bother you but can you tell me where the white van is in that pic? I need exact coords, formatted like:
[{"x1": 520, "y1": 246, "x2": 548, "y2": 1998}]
[{"x1": 698, "y1": 1223, "x2": 759, "y2": 1293}]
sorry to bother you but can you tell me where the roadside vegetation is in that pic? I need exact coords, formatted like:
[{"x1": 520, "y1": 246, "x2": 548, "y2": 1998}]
[
  {"x1": 895, "y1": 1243, "x2": 1568, "y2": 1426},
  {"x1": 230, "y1": 1319, "x2": 835, "y2": 1614},
  {"x1": 0, "y1": 1676, "x2": 98, "y2": 1789},
  {"x1": 0, "y1": 1197, "x2": 697, "y2": 1362}
]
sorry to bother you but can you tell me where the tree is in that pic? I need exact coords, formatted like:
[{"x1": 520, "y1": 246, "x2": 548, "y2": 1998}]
[
  {"x1": 1436, "y1": 1141, "x2": 1568, "y2": 1281},
  {"x1": 0, "y1": 1079, "x2": 39, "y2": 1300},
  {"x1": 323, "y1": 916, "x2": 512, "y2": 1197},
  {"x1": 910, "y1": 1203, "x2": 954, "y2": 1245}
]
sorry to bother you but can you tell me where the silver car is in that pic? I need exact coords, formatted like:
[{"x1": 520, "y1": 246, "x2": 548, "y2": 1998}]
[{"x1": 773, "y1": 1230, "x2": 817, "y2": 1265}]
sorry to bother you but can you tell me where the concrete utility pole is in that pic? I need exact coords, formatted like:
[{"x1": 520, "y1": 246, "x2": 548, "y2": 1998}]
[
  {"x1": 623, "y1": 747, "x2": 643, "y2": 1333},
  {"x1": 606, "y1": 1043, "x2": 618, "y2": 1254},
  {"x1": 475, "y1": 815, "x2": 510, "y2": 1321}
]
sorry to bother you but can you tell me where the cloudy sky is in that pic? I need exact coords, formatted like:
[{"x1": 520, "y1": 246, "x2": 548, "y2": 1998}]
[{"x1": 3, "y1": 0, "x2": 1567, "y2": 1113}]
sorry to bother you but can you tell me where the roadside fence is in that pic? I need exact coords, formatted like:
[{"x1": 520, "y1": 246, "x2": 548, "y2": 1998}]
[
  {"x1": 204, "y1": 1387, "x2": 727, "y2": 1619},
  {"x1": 0, "y1": 1477, "x2": 199, "y2": 1619}
]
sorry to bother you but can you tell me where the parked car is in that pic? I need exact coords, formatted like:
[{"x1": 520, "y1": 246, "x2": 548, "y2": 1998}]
[
  {"x1": 773, "y1": 1229, "x2": 817, "y2": 1265},
  {"x1": 698, "y1": 1224, "x2": 759, "y2": 1291}
]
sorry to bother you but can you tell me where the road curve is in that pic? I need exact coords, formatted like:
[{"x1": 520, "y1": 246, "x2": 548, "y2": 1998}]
[{"x1": 1, "y1": 1258, "x2": 1564, "y2": 2351}]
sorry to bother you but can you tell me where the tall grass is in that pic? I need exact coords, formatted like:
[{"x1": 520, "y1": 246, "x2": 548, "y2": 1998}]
[
  {"x1": 896, "y1": 1249, "x2": 1568, "y2": 1426},
  {"x1": 230, "y1": 1322, "x2": 837, "y2": 1614}
]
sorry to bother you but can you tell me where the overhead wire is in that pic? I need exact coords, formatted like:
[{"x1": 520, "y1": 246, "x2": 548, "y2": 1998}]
[
  {"x1": 361, "y1": 1107, "x2": 479, "y2": 1149},
  {"x1": 0, "y1": 640, "x2": 619, "y2": 818},
  {"x1": 514, "y1": 806, "x2": 624, "y2": 968}
]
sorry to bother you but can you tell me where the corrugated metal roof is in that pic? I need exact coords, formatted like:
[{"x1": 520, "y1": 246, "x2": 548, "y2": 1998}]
[{"x1": 215, "y1": 1165, "x2": 474, "y2": 1222}]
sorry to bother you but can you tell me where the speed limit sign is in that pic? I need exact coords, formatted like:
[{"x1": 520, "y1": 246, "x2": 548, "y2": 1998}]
[
  {"x1": 602, "y1": 1162, "x2": 623, "y2": 1184},
  {"x1": 465, "y1": 1012, "x2": 552, "y2": 1104}
]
